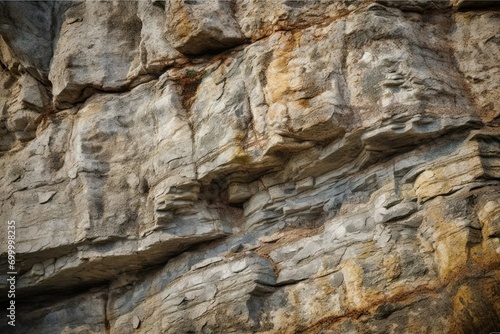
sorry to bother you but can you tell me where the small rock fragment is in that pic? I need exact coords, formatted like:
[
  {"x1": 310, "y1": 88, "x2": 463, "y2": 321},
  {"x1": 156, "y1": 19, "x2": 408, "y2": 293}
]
[
  {"x1": 133, "y1": 315, "x2": 141, "y2": 329},
  {"x1": 38, "y1": 191, "x2": 57, "y2": 204}
]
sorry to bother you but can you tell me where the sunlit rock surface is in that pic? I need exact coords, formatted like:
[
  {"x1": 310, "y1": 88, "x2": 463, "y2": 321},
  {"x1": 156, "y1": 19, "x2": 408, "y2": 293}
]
[{"x1": 1, "y1": 0, "x2": 499, "y2": 333}]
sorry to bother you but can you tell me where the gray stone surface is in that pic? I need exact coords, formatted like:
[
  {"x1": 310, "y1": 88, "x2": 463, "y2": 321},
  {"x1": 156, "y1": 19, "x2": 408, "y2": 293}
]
[
  {"x1": 165, "y1": 0, "x2": 245, "y2": 54},
  {"x1": 0, "y1": 1, "x2": 499, "y2": 333}
]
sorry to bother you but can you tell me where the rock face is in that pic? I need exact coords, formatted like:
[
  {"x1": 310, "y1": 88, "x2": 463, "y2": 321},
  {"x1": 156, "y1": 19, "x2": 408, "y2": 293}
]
[{"x1": 1, "y1": 1, "x2": 499, "y2": 333}]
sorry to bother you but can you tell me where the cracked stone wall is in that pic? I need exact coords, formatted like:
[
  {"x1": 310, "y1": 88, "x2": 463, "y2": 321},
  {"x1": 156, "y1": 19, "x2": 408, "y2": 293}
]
[{"x1": 0, "y1": 0, "x2": 499, "y2": 333}]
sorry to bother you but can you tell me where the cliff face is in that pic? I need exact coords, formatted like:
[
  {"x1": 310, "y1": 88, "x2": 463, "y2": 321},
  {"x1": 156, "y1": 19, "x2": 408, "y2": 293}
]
[{"x1": 0, "y1": 0, "x2": 499, "y2": 333}]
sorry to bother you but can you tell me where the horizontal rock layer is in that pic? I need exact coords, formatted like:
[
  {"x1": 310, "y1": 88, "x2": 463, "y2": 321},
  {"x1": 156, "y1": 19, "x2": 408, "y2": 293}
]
[{"x1": 1, "y1": 0, "x2": 499, "y2": 333}]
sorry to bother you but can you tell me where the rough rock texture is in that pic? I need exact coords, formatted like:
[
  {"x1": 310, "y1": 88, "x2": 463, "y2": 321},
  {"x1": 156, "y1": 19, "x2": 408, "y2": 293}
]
[{"x1": 1, "y1": 0, "x2": 500, "y2": 333}]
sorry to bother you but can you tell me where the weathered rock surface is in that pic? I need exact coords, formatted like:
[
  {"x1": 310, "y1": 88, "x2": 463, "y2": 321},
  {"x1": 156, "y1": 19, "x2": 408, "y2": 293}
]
[
  {"x1": 1, "y1": 1, "x2": 499, "y2": 333},
  {"x1": 165, "y1": 0, "x2": 245, "y2": 55}
]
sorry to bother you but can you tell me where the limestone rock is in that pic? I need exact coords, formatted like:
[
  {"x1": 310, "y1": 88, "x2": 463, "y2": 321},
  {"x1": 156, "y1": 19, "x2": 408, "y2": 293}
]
[
  {"x1": 0, "y1": 1, "x2": 499, "y2": 333},
  {"x1": 0, "y1": 1, "x2": 69, "y2": 80},
  {"x1": 136, "y1": 1, "x2": 186, "y2": 75},
  {"x1": 49, "y1": 1, "x2": 142, "y2": 107},
  {"x1": 227, "y1": 181, "x2": 259, "y2": 204},
  {"x1": 453, "y1": 10, "x2": 500, "y2": 123},
  {"x1": 165, "y1": 0, "x2": 245, "y2": 55},
  {"x1": 16, "y1": 290, "x2": 108, "y2": 334},
  {"x1": 233, "y1": 0, "x2": 361, "y2": 42},
  {"x1": 376, "y1": 0, "x2": 451, "y2": 11}
]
